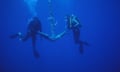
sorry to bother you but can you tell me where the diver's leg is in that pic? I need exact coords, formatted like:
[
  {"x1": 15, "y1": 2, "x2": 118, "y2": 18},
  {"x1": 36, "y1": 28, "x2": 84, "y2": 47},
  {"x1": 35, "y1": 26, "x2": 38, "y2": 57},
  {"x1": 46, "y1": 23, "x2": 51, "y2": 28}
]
[
  {"x1": 80, "y1": 41, "x2": 90, "y2": 46},
  {"x1": 31, "y1": 36, "x2": 39, "y2": 58},
  {"x1": 79, "y1": 42, "x2": 84, "y2": 54},
  {"x1": 32, "y1": 36, "x2": 36, "y2": 50},
  {"x1": 78, "y1": 40, "x2": 90, "y2": 54},
  {"x1": 73, "y1": 28, "x2": 80, "y2": 44}
]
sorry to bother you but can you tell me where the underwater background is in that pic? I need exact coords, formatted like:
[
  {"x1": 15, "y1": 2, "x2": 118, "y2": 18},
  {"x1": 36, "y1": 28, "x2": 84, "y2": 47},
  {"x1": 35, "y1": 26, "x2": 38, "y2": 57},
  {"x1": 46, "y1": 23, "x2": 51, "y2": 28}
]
[{"x1": 0, "y1": 0, "x2": 120, "y2": 72}]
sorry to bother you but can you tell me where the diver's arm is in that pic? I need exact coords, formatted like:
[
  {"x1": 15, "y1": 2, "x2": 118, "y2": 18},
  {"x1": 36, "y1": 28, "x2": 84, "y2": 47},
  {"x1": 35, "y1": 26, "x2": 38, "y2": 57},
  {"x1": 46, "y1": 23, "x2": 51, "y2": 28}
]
[
  {"x1": 37, "y1": 31, "x2": 54, "y2": 41},
  {"x1": 37, "y1": 30, "x2": 67, "y2": 41},
  {"x1": 10, "y1": 32, "x2": 25, "y2": 41},
  {"x1": 54, "y1": 30, "x2": 66, "y2": 40},
  {"x1": 54, "y1": 23, "x2": 68, "y2": 40},
  {"x1": 38, "y1": 31, "x2": 49, "y2": 38}
]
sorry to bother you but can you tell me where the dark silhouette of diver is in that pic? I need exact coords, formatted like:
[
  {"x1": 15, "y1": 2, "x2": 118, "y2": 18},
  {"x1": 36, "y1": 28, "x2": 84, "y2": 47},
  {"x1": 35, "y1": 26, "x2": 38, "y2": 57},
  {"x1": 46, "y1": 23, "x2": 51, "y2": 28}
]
[
  {"x1": 10, "y1": 17, "x2": 42, "y2": 58},
  {"x1": 65, "y1": 14, "x2": 89, "y2": 54},
  {"x1": 10, "y1": 16, "x2": 66, "y2": 58}
]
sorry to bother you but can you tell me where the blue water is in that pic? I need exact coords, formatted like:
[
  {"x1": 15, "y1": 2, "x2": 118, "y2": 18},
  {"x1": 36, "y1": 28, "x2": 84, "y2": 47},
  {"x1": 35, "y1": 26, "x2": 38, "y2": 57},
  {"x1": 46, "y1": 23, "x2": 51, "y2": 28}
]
[{"x1": 0, "y1": 0, "x2": 120, "y2": 72}]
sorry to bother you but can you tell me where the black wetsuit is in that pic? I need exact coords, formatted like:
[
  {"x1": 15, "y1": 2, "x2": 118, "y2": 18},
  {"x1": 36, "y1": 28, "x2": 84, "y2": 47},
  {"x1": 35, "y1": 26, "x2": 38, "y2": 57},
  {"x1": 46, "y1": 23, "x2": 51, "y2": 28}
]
[
  {"x1": 67, "y1": 16, "x2": 89, "y2": 54},
  {"x1": 22, "y1": 17, "x2": 42, "y2": 41},
  {"x1": 72, "y1": 26, "x2": 80, "y2": 44},
  {"x1": 24, "y1": 17, "x2": 42, "y2": 58},
  {"x1": 67, "y1": 17, "x2": 81, "y2": 44},
  {"x1": 10, "y1": 17, "x2": 42, "y2": 58}
]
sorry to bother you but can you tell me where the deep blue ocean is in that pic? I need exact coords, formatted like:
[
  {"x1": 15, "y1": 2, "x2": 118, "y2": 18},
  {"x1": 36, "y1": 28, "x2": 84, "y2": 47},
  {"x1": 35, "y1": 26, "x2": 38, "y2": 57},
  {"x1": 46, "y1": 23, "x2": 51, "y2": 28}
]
[{"x1": 0, "y1": 0, "x2": 120, "y2": 72}]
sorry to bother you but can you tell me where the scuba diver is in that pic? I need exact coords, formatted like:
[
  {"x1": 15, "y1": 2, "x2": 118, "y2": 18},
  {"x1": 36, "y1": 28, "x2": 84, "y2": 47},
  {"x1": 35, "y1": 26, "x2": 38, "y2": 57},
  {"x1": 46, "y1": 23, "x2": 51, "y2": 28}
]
[
  {"x1": 10, "y1": 16, "x2": 66, "y2": 58},
  {"x1": 10, "y1": 17, "x2": 42, "y2": 58},
  {"x1": 65, "y1": 14, "x2": 89, "y2": 54}
]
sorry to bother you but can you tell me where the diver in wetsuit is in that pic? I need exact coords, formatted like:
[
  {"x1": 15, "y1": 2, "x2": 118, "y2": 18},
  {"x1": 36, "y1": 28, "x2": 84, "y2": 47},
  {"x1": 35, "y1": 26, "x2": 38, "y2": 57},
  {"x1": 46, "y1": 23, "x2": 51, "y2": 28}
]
[
  {"x1": 65, "y1": 14, "x2": 89, "y2": 54},
  {"x1": 10, "y1": 16, "x2": 66, "y2": 58},
  {"x1": 10, "y1": 17, "x2": 42, "y2": 58}
]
